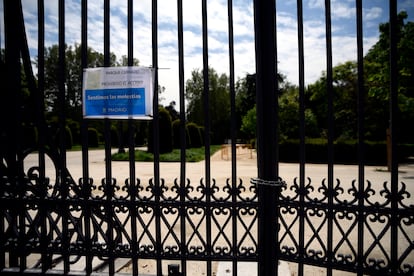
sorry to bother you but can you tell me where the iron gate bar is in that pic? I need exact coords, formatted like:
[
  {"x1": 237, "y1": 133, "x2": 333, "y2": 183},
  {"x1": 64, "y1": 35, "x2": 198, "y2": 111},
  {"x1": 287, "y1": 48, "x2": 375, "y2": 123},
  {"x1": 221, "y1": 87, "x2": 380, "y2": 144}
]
[
  {"x1": 126, "y1": 1, "x2": 139, "y2": 275},
  {"x1": 226, "y1": 0, "x2": 238, "y2": 273},
  {"x1": 4, "y1": 0, "x2": 23, "y2": 271},
  {"x1": 201, "y1": 1, "x2": 212, "y2": 275},
  {"x1": 103, "y1": 1, "x2": 115, "y2": 275},
  {"x1": 324, "y1": 1, "x2": 335, "y2": 276},
  {"x1": 58, "y1": 1, "x2": 70, "y2": 273},
  {"x1": 151, "y1": 0, "x2": 162, "y2": 275},
  {"x1": 36, "y1": 0, "x2": 49, "y2": 274},
  {"x1": 80, "y1": 1, "x2": 94, "y2": 275},
  {"x1": 296, "y1": 0, "x2": 306, "y2": 275},
  {"x1": 176, "y1": 0, "x2": 188, "y2": 275},
  {"x1": 389, "y1": 1, "x2": 399, "y2": 275},
  {"x1": 356, "y1": 1, "x2": 365, "y2": 275},
  {"x1": 253, "y1": 0, "x2": 279, "y2": 275}
]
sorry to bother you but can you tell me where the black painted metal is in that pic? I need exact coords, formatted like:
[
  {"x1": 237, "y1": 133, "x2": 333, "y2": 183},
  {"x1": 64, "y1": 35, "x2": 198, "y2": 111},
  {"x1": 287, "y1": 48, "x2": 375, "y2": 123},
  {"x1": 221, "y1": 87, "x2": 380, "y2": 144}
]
[
  {"x1": 1, "y1": 1, "x2": 413, "y2": 276},
  {"x1": 296, "y1": 0, "x2": 306, "y2": 274},
  {"x1": 355, "y1": 1, "x2": 365, "y2": 276},
  {"x1": 253, "y1": 0, "x2": 279, "y2": 274}
]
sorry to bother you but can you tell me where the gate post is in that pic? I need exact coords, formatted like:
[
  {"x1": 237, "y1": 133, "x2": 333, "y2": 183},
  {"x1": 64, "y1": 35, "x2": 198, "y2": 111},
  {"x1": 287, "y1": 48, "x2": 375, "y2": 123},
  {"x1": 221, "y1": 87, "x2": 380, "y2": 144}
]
[{"x1": 253, "y1": 0, "x2": 279, "y2": 275}]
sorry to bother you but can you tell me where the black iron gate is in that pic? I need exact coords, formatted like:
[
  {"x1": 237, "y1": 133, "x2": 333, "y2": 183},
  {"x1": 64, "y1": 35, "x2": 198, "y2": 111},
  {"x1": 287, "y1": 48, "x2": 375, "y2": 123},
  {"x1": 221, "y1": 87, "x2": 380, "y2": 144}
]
[{"x1": 1, "y1": 0, "x2": 413, "y2": 276}]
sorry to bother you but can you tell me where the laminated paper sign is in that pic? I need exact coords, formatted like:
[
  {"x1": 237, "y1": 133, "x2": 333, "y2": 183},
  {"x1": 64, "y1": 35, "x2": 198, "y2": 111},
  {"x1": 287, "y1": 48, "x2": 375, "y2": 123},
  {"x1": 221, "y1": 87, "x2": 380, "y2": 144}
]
[{"x1": 82, "y1": 66, "x2": 154, "y2": 119}]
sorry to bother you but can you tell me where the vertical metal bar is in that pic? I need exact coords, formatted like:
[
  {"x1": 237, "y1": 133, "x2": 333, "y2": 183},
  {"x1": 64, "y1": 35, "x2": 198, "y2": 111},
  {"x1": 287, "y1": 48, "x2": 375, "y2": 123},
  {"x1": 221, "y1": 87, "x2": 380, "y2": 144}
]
[
  {"x1": 37, "y1": 0, "x2": 49, "y2": 273},
  {"x1": 253, "y1": 0, "x2": 279, "y2": 275},
  {"x1": 355, "y1": 0, "x2": 365, "y2": 275},
  {"x1": 296, "y1": 0, "x2": 305, "y2": 275},
  {"x1": 227, "y1": 0, "x2": 238, "y2": 275},
  {"x1": 126, "y1": 1, "x2": 139, "y2": 275},
  {"x1": 80, "y1": 0, "x2": 92, "y2": 274},
  {"x1": 36, "y1": 0, "x2": 46, "y2": 185},
  {"x1": 388, "y1": 0, "x2": 399, "y2": 274},
  {"x1": 57, "y1": 0, "x2": 70, "y2": 273},
  {"x1": 3, "y1": 0, "x2": 25, "y2": 270},
  {"x1": 3, "y1": 0, "x2": 23, "y2": 187},
  {"x1": 201, "y1": 0, "x2": 212, "y2": 274},
  {"x1": 151, "y1": 0, "x2": 162, "y2": 274},
  {"x1": 103, "y1": 1, "x2": 115, "y2": 275},
  {"x1": 176, "y1": 0, "x2": 187, "y2": 274},
  {"x1": 324, "y1": 1, "x2": 334, "y2": 275}
]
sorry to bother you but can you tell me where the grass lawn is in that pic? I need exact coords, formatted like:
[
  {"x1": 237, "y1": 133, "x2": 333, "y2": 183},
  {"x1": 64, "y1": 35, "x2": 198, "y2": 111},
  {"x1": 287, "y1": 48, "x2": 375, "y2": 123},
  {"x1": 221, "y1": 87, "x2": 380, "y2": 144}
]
[{"x1": 111, "y1": 145, "x2": 221, "y2": 162}]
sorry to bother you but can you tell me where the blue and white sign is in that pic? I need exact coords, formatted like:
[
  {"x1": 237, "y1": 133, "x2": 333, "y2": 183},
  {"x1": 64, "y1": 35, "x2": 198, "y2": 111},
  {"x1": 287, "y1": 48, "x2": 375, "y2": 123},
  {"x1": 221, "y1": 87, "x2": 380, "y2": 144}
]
[{"x1": 82, "y1": 66, "x2": 154, "y2": 119}]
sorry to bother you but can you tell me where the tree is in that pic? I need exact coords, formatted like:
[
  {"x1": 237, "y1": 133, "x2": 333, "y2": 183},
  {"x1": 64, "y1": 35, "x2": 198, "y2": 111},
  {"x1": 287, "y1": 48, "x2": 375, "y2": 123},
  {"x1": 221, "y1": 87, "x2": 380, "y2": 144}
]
[
  {"x1": 364, "y1": 11, "x2": 414, "y2": 142},
  {"x1": 241, "y1": 106, "x2": 256, "y2": 138},
  {"x1": 147, "y1": 106, "x2": 172, "y2": 153},
  {"x1": 185, "y1": 67, "x2": 230, "y2": 144},
  {"x1": 165, "y1": 101, "x2": 179, "y2": 121},
  {"x1": 40, "y1": 44, "x2": 109, "y2": 121},
  {"x1": 235, "y1": 74, "x2": 256, "y2": 135},
  {"x1": 40, "y1": 44, "x2": 139, "y2": 121},
  {"x1": 306, "y1": 61, "x2": 359, "y2": 140},
  {"x1": 240, "y1": 83, "x2": 318, "y2": 141},
  {"x1": 279, "y1": 85, "x2": 318, "y2": 140}
]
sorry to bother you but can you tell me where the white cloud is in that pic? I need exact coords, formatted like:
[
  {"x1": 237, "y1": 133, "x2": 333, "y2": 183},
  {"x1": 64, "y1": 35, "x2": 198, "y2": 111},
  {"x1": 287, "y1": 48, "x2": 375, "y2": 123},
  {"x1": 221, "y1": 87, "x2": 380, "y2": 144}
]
[
  {"x1": 308, "y1": 0, "x2": 324, "y2": 10},
  {"x1": 332, "y1": 4, "x2": 354, "y2": 19},
  {"x1": 364, "y1": 7, "x2": 382, "y2": 21}
]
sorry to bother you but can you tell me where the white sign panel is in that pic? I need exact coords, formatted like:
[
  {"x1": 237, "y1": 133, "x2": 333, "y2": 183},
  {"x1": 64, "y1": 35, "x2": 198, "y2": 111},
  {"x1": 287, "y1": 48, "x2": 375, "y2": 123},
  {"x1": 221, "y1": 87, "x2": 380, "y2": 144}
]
[{"x1": 82, "y1": 66, "x2": 154, "y2": 119}]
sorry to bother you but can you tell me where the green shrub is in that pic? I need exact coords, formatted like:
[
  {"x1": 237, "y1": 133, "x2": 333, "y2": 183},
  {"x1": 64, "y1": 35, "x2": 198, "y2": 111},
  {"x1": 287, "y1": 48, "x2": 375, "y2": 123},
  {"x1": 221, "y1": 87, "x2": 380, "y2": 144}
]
[
  {"x1": 87, "y1": 128, "x2": 99, "y2": 147},
  {"x1": 187, "y1": 122, "x2": 203, "y2": 148},
  {"x1": 67, "y1": 119, "x2": 80, "y2": 145},
  {"x1": 110, "y1": 124, "x2": 119, "y2": 147},
  {"x1": 53, "y1": 125, "x2": 73, "y2": 149},
  {"x1": 147, "y1": 107, "x2": 173, "y2": 154},
  {"x1": 279, "y1": 139, "x2": 413, "y2": 165},
  {"x1": 22, "y1": 124, "x2": 38, "y2": 149},
  {"x1": 172, "y1": 119, "x2": 190, "y2": 148}
]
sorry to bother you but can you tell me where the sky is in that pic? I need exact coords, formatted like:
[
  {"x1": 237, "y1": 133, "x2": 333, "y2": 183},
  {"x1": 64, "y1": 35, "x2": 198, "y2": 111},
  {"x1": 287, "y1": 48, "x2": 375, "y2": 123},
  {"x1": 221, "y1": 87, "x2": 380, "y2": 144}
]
[{"x1": 1, "y1": 0, "x2": 413, "y2": 107}]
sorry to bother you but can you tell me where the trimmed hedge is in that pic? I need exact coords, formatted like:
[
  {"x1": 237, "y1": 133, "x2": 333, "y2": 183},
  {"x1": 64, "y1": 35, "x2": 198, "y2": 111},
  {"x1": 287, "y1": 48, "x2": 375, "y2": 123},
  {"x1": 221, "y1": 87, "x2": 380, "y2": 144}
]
[
  {"x1": 187, "y1": 122, "x2": 203, "y2": 148},
  {"x1": 87, "y1": 128, "x2": 100, "y2": 147},
  {"x1": 172, "y1": 119, "x2": 190, "y2": 149},
  {"x1": 147, "y1": 107, "x2": 173, "y2": 154},
  {"x1": 279, "y1": 139, "x2": 414, "y2": 165}
]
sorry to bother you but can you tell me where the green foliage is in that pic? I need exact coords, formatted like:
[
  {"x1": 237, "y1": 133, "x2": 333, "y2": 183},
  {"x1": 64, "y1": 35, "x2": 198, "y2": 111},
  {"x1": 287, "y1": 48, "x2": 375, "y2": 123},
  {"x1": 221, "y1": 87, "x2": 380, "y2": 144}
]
[
  {"x1": 110, "y1": 124, "x2": 119, "y2": 147},
  {"x1": 55, "y1": 125, "x2": 73, "y2": 149},
  {"x1": 306, "y1": 61, "x2": 359, "y2": 139},
  {"x1": 241, "y1": 106, "x2": 256, "y2": 138},
  {"x1": 111, "y1": 145, "x2": 221, "y2": 162},
  {"x1": 147, "y1": 107, "x2": 173, "y2": 154},
  {"x1": 187, "y1": 122, "x2": 203, "y2": 148},
  {"x1": 364, "y1": 11, "x2": 414, "y2": 142},
  {"x1": 159, "y1": 108, "x2": 173, "y2": 153},
  {"x1": 279, "y1": 139, "x2": 414, "y2": 165},
  {"x1": 135, "y1": 121, "x2": 148, "y2": 146},
  {"x1": 185, "y1": 67, "x2": 230, "y2": 144},
  {"x1": 240, "y1": 87, "x2": 319, "y2": 140},
  {"x1": 67, "y1": 119, "x2": 80, "y2": 145},
  {"x1": 235, "y1": 74, "x2": 256, "y2": 134},
  {"x1": 279, "y1": 86, "x2": 318, "y2": 139},
  {"x1": 22, "y1": 124, "x2": 38, "y2": 149},
  {"x1": 87, "y1": 128, "x2": 100, "y2": 147},
  {"x1": 172, "y1": 119, "x2": 190, "y2": 148}
]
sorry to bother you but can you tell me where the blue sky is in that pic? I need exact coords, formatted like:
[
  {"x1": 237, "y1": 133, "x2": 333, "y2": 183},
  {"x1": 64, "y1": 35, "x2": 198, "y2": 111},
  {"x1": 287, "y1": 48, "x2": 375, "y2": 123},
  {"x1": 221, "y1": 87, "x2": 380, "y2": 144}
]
[{"x1": 1, "y1": 0, "x2": 413, "y2": 106}]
